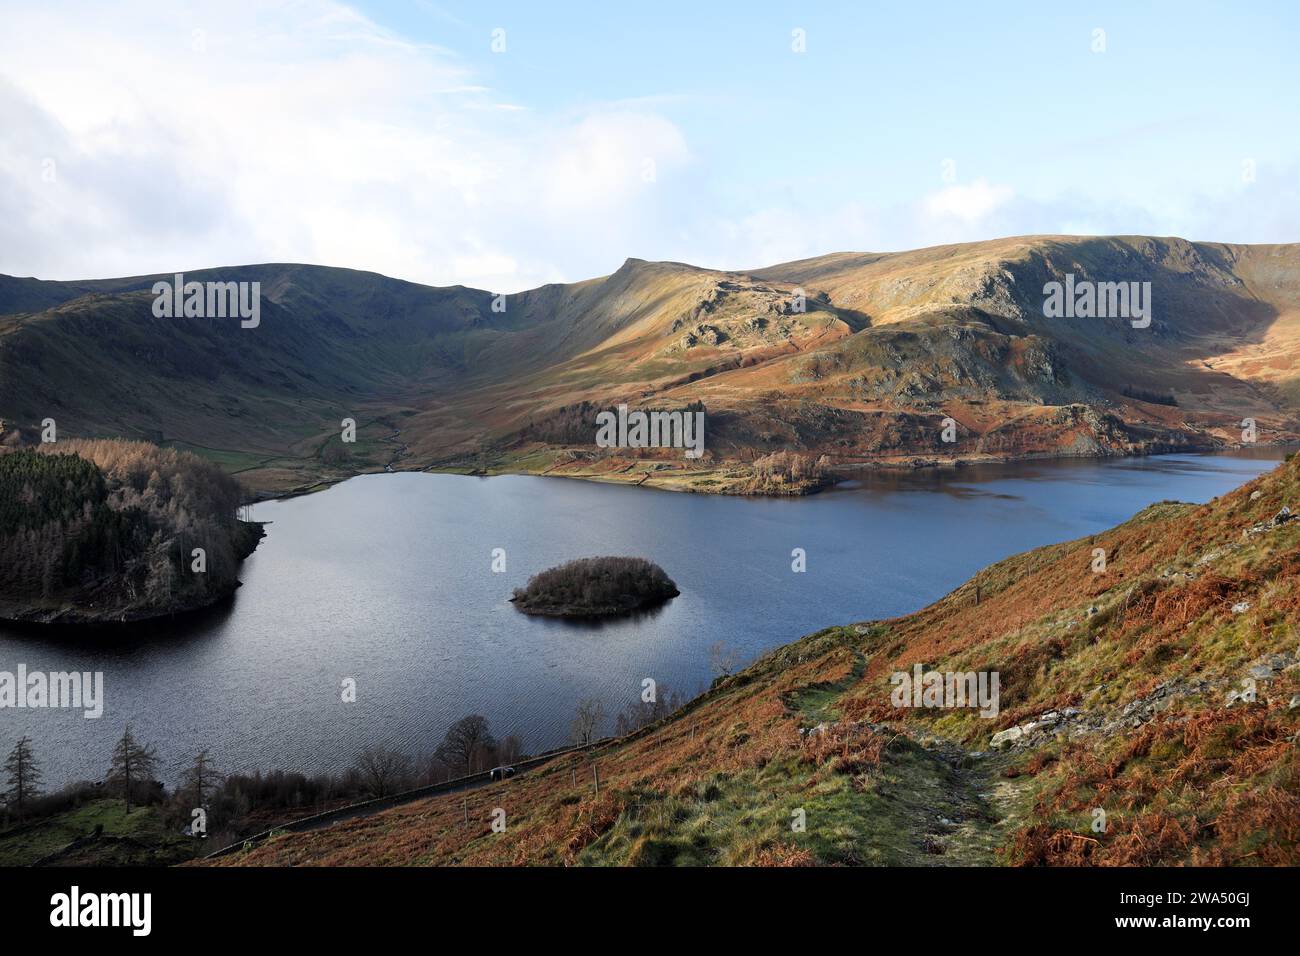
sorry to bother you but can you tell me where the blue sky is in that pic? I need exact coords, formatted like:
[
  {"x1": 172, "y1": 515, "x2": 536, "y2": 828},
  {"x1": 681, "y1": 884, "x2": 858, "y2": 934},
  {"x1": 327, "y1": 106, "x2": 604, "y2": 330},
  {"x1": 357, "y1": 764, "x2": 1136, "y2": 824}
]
[
  {"x1": 2, "y1": 0, "x2": 1297, "y2": 289},
  {"x1": 369, "y1": 1, "x2": 1296, "y2": 203}
]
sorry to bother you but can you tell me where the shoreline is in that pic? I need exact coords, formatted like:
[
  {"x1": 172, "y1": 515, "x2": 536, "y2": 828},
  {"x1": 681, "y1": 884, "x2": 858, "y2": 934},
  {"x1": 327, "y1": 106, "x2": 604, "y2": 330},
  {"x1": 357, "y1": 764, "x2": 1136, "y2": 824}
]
[
  {"x1": 0, "y1": 522, "x2": 265, "y2": 629},
  {"x1": 9, "y1": 444, "x2": 1289, "y2": 628},
  {"x1": 4, "y1": 451, "x2": 1292, "y2": 794},
  {"x1": 0, "y1": 587, "x2": 241, "y2": 629},
  {"x1": 243, "y1": 438, "x2": 1295, "y2": 507}
]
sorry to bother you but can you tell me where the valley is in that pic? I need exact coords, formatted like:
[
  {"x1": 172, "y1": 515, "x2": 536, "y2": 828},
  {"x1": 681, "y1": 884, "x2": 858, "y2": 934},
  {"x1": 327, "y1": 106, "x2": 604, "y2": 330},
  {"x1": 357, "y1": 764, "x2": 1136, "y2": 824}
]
[
  {"x1": 3, "y1": 234, "x2": 1299, "y2": 867},
  {"x1": 3, "y1": 236, "x2": 1298, "y2": 500}
]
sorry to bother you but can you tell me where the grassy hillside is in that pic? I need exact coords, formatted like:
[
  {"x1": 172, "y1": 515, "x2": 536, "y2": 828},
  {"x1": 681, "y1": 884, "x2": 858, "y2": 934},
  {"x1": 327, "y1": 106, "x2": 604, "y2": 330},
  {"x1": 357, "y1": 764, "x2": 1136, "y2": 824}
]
[
  {"x1": 209, "y1": 454, "x2": 1300, "y2": 866},
  {"x1": 0, "y1": 799, "x2": 194, "y2": 867},
  {"x1": 3, "y1": 236, "x2": 1299, "y2": 498}
]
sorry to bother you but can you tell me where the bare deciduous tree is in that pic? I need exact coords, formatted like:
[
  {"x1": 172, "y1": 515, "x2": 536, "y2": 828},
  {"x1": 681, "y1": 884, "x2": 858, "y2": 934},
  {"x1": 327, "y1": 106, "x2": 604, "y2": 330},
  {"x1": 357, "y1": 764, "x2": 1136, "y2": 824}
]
[
  {"x1": 179, "y1": 749, "x2": 221, "y2": 811},
  {"x1": 709, "y1": 641, "x2": 744, "y2": 678},
  {"x1": 353, "y1": 747, "x2": 414, "y2": 798},
  {"x1": 497, "y1": 735, "x2": 525, "y2": 765},
  {"x1": 615, "y1": 684, "x2": 685, "y2": 735},
  {"x1": 570, "y1": 698, "x2": 605, "y2": 747},
  {"x1": 434, "y1": 715, "x2": 497, "y2": 776}
]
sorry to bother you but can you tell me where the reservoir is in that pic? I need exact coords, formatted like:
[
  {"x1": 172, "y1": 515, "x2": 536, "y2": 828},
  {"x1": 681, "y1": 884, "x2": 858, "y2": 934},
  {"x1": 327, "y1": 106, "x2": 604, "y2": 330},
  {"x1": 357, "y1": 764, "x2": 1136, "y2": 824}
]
[{"x1": 0, "y1": 449, "x2": 1286, "y2": 787}]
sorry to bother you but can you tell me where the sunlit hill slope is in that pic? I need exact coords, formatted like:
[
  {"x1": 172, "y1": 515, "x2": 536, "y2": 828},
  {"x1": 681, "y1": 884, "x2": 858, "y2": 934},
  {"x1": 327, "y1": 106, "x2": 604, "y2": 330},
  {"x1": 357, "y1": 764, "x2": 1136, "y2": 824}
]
[{"x1": 2, "y1": 236, "x2": 1299, "y2": 497}]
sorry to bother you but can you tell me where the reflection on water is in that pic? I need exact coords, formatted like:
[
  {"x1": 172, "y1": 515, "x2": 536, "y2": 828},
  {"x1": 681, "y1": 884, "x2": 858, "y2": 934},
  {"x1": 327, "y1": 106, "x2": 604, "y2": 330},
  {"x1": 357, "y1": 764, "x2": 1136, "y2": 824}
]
[{"x1": 0, "y1": 449, "x2": 1288, "y2": 787}]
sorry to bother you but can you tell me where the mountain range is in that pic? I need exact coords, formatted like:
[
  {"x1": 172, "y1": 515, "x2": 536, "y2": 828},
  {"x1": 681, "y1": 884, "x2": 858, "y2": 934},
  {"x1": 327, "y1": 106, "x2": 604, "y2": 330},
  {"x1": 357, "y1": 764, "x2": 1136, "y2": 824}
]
[{"x1": 3, "y1": 235, "x2": 1298, "y2": 497}]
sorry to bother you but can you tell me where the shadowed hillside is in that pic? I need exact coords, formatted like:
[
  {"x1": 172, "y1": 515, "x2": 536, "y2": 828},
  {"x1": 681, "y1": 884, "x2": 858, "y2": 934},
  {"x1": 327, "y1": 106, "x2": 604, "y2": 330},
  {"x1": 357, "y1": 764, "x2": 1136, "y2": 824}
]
[{"x1": 3, "y1": 236, "x2": 1299, "y2": 498}]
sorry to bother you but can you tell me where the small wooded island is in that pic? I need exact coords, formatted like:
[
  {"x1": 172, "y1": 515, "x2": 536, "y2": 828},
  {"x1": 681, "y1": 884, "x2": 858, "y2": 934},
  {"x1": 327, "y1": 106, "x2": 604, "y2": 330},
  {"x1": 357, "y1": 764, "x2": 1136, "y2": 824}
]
[{"x1": 510, "y1": 556, "x2": 679, "y2": 618}]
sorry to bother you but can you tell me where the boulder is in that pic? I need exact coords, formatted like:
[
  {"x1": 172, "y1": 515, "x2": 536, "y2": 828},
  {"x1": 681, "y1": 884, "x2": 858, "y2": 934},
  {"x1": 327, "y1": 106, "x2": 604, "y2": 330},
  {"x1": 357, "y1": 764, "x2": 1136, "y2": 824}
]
[{"x1": 989, "y1": 726, "x2": 1023, "y2": 750}]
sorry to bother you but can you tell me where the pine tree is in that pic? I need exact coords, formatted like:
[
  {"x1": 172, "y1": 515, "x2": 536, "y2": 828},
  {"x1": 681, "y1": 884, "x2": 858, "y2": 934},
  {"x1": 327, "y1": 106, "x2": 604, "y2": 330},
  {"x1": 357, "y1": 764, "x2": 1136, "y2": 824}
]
[
  {"x1": 3, "y1": 736, "x2": 43, "y2": 813},
  {"x1": 179, "y1": 749, "x2": 220, "y2": 809},
  {"x1": 107, "y1": 724, "x2": 159, "y2": 814}
]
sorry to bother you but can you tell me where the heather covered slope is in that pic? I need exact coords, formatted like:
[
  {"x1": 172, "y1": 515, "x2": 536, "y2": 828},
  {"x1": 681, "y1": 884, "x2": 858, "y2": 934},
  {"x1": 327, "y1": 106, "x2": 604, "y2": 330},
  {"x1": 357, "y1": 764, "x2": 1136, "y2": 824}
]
[
  {"x1": 445, "y1": 237, "x2": 1300, "y2": 487},
  {"x1": 210, "y1": 455, "x2": 1300, "y2": 866},
  {"x1": 3, "y1": 236, "x2": 1299, "y2": 497}
]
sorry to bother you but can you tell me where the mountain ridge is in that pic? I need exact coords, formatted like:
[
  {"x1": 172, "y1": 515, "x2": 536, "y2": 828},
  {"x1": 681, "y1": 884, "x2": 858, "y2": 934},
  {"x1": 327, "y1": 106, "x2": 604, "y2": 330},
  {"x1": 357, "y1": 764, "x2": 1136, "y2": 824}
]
[{"x1": 3, "y1": 234, "x2": 1298, "y2": 498}]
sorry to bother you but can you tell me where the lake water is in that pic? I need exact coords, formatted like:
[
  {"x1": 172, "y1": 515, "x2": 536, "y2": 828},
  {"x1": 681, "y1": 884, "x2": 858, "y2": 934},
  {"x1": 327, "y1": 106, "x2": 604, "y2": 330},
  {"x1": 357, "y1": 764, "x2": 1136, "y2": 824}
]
[{"x1": 0, "y1": 449, "x2": 1287, "y2": 788}]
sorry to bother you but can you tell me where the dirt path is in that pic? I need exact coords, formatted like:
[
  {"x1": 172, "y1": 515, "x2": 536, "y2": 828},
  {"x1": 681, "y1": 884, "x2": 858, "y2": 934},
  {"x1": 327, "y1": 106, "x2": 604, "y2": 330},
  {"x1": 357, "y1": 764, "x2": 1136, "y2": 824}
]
[
  {"x1": 786, "y1": 651, "x2": 1030, "y2": 865},
  {"x1": 931, "y1": 752, "x2": 1033, "y2": 865}
]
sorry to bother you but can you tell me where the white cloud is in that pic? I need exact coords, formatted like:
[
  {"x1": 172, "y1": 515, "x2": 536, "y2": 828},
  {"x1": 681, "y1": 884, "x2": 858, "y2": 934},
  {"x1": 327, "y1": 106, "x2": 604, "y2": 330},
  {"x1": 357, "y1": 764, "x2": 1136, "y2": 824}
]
[
  {"x1": 922, "y1": 180, "x2": 1016, "y2": 224},
  {"x1": 1, "y1": 2, "x2": 1293, "y2": 293},
  {"x1": 452, "y1": 251, "x2": 520, "y2": 289},
  {"x1": 538, "y1": 112, "x2": 690, "y2": 214},
  {"x1": 0, "y1": 0, "x2": 693, "y2": 292}
]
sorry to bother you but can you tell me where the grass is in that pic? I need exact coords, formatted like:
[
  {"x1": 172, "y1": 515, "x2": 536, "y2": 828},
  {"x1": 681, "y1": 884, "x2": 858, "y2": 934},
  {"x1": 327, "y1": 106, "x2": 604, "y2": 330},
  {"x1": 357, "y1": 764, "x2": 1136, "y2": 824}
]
[
  {"x1": 160, "y1": 440, "x2": 272, "y2": 473},
  {"x1": 0, "y1": 799, "x2": 196, "y2": 867}
]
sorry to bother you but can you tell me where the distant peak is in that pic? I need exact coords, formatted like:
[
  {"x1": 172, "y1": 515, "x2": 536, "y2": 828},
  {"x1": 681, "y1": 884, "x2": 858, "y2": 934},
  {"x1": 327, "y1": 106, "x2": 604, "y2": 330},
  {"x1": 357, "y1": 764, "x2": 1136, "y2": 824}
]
[{"x1": 612, "y1": 256, "x2": 704, "y2": 278}]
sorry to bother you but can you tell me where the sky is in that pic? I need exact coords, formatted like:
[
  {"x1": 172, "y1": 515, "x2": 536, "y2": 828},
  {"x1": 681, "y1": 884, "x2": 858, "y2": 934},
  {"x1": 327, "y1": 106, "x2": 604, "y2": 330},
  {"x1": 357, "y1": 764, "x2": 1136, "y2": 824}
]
[{"x1": 1, "y1": 0, "x2": 1297, "y2": 291}]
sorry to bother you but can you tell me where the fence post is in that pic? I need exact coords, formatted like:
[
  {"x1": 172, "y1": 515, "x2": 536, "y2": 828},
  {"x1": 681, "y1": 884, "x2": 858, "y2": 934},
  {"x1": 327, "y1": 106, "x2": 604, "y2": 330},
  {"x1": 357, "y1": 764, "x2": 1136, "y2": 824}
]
[{"x1": 593, "y1": 763, "x2": 600, "y2": 795}]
